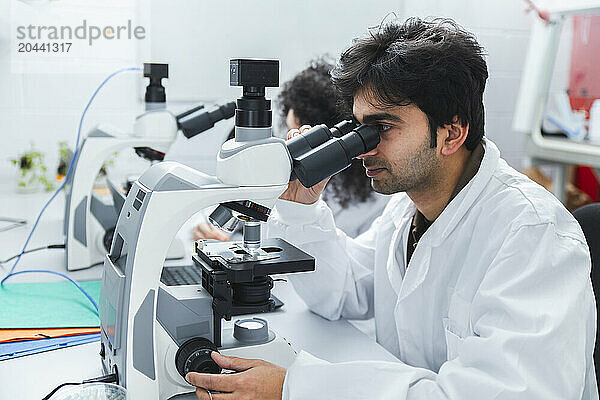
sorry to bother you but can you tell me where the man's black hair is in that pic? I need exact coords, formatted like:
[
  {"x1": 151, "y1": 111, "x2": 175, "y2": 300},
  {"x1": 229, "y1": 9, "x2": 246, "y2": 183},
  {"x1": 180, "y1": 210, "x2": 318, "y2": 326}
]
[
  {"x1": 331, "y1": 17, "x2": 488, "y2": 150},
  {"x1": 278, "y1": 58, "x2": 374, "y2": 208}
]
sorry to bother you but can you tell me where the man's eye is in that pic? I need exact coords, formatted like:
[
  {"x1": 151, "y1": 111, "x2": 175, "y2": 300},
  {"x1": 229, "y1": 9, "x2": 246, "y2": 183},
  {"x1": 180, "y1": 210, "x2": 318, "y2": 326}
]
[{"x1": 376, "y1": 124, "x2": 392, "y2": 133}]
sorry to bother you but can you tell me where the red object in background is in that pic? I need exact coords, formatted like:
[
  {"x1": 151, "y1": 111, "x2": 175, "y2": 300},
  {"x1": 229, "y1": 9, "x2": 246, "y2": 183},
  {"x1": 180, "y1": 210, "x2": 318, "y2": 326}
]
[
  {"x1": 569, "y1": 15, "x2": 600, "y2": 112},
  {"x1": 576, "y1": 167, "x2": 599, "y2": 202},
  {"x1": 569, "y1": 15, "x2": 600, "y2": 201}
]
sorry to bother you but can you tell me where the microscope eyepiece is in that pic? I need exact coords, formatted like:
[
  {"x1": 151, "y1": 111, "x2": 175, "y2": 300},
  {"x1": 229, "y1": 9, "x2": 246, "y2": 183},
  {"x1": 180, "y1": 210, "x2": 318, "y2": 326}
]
[
  {"x1": 285, "y1": 124, "x2": 332, "y2": 160},
  {"x1": 177, "y1": 102, "x2": 236, "y2": 139},
  {"x1": 330, "y1": 120, "x2": 357, "y2": 137},
  {"x1": 288, "y1": 122, "x2": 380, "y2": 188},
  {"x1": 286, "y1": 120, "x2": 369, "y2": 161}
]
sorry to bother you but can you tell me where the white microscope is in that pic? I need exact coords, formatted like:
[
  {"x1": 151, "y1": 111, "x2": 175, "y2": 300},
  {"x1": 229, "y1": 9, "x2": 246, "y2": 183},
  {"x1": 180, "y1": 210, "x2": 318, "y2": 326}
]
[
  {"x1": 98, "y1": 59, "x2": 380, "y2": 399},
  {"x1": 63, "y1": 63, "x2": 236, "y2": 271}
]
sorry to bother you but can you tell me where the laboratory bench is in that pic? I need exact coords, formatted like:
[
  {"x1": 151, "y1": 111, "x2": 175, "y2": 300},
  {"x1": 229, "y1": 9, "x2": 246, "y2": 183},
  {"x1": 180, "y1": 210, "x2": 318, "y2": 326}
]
[{"x1": 0, "y1": 183, "x2": 397, "y2": 399}]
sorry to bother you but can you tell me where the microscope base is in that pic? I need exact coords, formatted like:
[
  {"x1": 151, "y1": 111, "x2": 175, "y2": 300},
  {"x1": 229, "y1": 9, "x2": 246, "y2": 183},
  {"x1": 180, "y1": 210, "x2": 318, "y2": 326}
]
[{"x1": 157, "y1": 323, "x2": 297, "y2": 400}]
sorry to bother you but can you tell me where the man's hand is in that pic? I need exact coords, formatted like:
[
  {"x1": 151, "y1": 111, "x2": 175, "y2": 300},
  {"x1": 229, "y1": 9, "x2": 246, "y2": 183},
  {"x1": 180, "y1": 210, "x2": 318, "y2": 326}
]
[
  {"x1": 193, "y1": 222, "x2": 230, "y2": 241},
  {"x1": 280, "y1": 125, "x2": 330, "y2": 205},
  {"x1": 187, "y1": 352, "x2": 286, "y2": 400}
]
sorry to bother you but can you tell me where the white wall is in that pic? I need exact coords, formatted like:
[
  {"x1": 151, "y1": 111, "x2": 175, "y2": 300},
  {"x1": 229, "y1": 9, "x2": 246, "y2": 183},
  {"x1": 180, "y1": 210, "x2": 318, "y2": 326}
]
[
  {"x1": 0, "y1": 0, "x2": 403, "y2": 184},
  {"x1": 148, "y1": 0, "x2": 402, "y2": 103},
  {"x1": 0, "y1": 0, "x2": 146, "y2": 183},
  {"x1": 1, "y1": 0, "x2": 575, "y2": 184},
  {"x1": 402, "y1": 0, "x2": 532, "y2": 168}
]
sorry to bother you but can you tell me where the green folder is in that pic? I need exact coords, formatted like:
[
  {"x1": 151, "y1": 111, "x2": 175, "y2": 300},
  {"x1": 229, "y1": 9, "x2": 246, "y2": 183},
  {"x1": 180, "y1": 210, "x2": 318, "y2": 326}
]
[{"x1": 0, "y1": 280, "x2": 101, "y2": 329}]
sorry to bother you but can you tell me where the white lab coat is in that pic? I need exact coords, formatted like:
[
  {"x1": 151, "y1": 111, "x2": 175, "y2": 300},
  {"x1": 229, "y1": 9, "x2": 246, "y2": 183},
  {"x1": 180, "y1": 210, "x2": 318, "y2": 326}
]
[
  {"x1": 324, "y1": 189, "x2": 390, "y2": 239},
  {"x1": 266, "y1": 138, "x2": 598, "y2": 400}
]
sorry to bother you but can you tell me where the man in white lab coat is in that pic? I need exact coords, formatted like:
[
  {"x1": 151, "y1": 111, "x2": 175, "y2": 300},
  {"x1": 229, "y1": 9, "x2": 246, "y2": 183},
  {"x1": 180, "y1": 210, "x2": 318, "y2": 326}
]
[{"x1": 186, "y1": 17, "x2": 598, "y2": 400}]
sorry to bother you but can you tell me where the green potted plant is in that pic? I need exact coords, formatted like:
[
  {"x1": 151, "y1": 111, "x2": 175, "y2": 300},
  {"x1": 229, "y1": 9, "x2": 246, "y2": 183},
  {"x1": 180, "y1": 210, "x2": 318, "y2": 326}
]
[
  {"x1": 10, "y1": 144, "x2": 55, "y2": 193},
  {"x1": 56, "y1": 141, "x2": 74, "y2": 182}
]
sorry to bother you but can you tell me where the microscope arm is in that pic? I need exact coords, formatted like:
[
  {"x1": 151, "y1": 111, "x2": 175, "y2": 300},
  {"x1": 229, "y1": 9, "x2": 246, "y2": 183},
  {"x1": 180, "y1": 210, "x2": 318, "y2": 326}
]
[
  {"x1": 65, "y1": 99, "x2": 239, "y2": 270},
  {"x1": 64, "y1": 125, "x2": 176, "y2": 270}
]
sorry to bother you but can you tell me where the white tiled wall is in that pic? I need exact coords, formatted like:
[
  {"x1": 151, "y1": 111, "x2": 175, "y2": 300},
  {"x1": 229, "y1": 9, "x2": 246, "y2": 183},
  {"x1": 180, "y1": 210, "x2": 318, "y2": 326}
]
[
  {"x1": 403, "y1": 0, "x2": 570, "y2": 169},
  {"x1": 0, "y1": 72, "x2": 142, "y2": 182},
  {"x1": 1, "y1": 0, "x2": 573, "y2": 184},
  {"x1": 0, "y1": 0, "x2": 143, "y2": 182},
  {"x1": 0, "y1": 0, "x2": 404, "y2": 184}
]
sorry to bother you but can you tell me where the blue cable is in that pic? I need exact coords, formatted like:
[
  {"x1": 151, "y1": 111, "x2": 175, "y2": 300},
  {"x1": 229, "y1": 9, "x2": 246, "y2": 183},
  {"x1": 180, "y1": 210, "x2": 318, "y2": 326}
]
[
  {"x1": 1, "y1": 67, "x2": 141, "y2": 313},
  {"x1": 2, "y1": 270, "x2": 98, "y2": 312}
]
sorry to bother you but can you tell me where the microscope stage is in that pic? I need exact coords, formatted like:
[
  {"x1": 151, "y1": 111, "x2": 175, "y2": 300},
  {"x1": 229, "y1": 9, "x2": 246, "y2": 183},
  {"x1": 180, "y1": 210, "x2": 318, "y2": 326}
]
[{"x1": 193, "y1": 237, "x2": 315, "y2": 278}]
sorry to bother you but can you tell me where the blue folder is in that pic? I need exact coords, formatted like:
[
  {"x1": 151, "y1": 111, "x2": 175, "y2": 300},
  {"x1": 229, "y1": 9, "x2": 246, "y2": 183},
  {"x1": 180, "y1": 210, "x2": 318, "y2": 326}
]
[{"x1": 0, "y1": 333, "x2": 100, "y2": 361}]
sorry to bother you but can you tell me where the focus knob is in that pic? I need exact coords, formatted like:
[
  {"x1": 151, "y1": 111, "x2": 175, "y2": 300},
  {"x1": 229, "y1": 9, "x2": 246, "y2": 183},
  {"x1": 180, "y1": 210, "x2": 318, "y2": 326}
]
[{"x1": 175, "y1": 337, "x2": 221, "y2": 378}]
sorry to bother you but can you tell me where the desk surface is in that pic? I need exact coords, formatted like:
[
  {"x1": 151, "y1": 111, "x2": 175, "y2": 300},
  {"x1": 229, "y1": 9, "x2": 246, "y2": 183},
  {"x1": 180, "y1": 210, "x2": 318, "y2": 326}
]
[{"x1": 0, "y1": 185, "x2": 397, "y2": 399}]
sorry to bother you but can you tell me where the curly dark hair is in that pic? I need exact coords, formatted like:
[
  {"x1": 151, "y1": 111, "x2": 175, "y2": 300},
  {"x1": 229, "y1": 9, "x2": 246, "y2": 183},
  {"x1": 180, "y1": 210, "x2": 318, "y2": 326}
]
[
  {"x1": 332, "y1": 17, "x2": 488, "y2": 151},
  {"x1": 278, "y1": 58, "x2": 374, "y2": 208}
]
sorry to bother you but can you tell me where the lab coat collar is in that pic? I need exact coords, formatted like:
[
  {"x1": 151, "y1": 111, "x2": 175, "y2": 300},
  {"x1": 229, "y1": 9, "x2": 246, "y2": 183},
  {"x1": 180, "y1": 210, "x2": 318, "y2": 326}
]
[
  {"x1": 387, "y1": 137, "x2": 499, "y2": 237},
  {"x1": 389, "y1": 138, "x2": 499, "y2": 302},
  {"x1": 427, "y1": 137, "x2": 499, "y2": 247}
]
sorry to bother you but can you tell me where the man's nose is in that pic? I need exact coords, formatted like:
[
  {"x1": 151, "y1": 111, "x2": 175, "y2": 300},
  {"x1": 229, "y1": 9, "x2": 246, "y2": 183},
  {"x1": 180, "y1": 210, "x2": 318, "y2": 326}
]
[{"x1": 357, "y1": 146, "x2": 378, "y2": 159}]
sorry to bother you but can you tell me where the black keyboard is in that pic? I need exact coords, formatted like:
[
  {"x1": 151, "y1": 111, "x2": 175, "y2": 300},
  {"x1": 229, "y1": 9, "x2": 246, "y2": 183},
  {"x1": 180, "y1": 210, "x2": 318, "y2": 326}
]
[{"x1": 161, "y1": 265, "x2": 204, "y2": 286}]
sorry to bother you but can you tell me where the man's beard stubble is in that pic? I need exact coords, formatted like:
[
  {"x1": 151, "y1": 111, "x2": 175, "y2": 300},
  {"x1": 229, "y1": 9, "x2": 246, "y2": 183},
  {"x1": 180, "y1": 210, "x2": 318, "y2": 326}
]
[{"x1": 364, "y1": 142, "x2": 440, "y2": 195}]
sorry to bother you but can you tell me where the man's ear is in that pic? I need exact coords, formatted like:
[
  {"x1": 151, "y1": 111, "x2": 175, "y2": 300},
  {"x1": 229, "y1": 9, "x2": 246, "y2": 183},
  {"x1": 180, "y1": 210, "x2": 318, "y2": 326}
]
[{"x1": 439, "y1": 117, "x2": 469, "y2": 156}]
